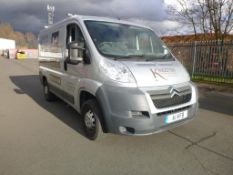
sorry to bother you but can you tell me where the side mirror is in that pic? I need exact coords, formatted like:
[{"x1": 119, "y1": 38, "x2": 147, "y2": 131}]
[{"x1": 68, "y1": 42, "x2": 85, "y2": 64}]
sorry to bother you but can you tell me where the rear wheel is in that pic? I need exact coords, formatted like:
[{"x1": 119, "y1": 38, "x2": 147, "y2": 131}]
[
  {"x1": 81, "y1": 99, "x2": 104, "y2": 140},
  {"x1": 43, "y1": 80, "x2": 57, "y2": 102}
]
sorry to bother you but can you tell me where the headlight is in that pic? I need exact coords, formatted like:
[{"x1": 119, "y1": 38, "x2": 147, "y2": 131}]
[{"x1": 100, "y1": 60, "x2": 136, "y2": 83}]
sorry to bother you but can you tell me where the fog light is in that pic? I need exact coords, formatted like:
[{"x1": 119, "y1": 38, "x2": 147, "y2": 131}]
[
  {"x1": 126, "y1": 127, "x2": 135, "y2": 134},
  {"x1": 119, "y1": 126, "x2": 135, "y2": 134},
  {"x1": 131, "y1": 111, "x2": 149, "y2": 118},
  {"x1": 131, "y1": 111, "x2": 143, "y2": 116},
  {"x1": 119, "y1": 126, "x2": 127, "y2": 133}
]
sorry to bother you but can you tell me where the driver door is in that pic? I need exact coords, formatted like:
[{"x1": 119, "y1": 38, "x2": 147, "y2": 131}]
[{"x1": 63, "y1": 23, "x2": 86, "y2": 104}]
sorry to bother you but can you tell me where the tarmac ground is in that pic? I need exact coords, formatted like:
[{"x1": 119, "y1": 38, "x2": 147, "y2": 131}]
[{"x1": 0, "y1": 58, "x2": 232, "y2": 175}]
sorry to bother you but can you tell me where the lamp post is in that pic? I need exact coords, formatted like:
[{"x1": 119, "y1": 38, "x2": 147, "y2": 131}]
[{"x1": 47, "y1": 4, "x2": 55, "y2": 26}]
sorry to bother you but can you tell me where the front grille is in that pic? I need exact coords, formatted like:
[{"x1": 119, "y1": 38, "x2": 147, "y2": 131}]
[
  {"x1": 153, "y1": 94, "x2": 191, "y2": 108},
  {"x1": 149, "y1": 84, "x2": 192, "y2": 109}
]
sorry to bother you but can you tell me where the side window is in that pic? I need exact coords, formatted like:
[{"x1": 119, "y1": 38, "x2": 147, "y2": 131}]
[
  {"x1": 39, "y1": 35, "x2": 49, "y2": 52},
  {"x1": 67, "y1": 26, "x2": 76, "y2": 43},
  {"x1": 66, "y1": 23, "x2": 85, "y2": 57},
  {"x1": 66, "y1": 24, "x2": 84, "y2": 47},
  {"x1": 51, "y1": 31, "x2": 60, "y2": 52},
  {"x1": 51, "y1": 32, "x2": 59, "y2": 47}
]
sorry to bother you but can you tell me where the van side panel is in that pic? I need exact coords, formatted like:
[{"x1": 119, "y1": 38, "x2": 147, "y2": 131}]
[{"x1": 39, "y1": 25, "x2": 68, "y2": 102}]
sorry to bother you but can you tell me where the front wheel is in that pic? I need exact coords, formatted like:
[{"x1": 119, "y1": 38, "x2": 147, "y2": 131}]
[{"x1": 81, "y1": 99, "x2": 104, "y2": 140}]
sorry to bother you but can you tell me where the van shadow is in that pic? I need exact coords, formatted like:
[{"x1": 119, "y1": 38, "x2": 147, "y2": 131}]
[{"x1": 10, "y1": 75, "x2": 86, "y2": 138}]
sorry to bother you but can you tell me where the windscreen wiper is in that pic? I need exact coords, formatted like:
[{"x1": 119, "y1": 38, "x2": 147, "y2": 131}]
[
  {"x1": 145, "y1": 54, "x2": 173, "y2": 61},
  {"x1": 113, "y1": 54, "x2": 145, "y2": 60}
]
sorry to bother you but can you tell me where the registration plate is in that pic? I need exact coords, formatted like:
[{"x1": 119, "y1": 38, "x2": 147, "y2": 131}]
[{"x1": 165, "y1": 110, "x2": 188, "y2": 124}]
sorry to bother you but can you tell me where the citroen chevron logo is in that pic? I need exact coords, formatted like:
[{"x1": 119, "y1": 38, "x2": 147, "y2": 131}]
[{"x1": 170, "y1": 87, "x2": 181, "y2": 98}]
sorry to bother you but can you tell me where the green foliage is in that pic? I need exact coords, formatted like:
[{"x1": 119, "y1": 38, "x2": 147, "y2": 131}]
[{"x1": 192, "y1": 75, "x2": 233, "y2": 84}]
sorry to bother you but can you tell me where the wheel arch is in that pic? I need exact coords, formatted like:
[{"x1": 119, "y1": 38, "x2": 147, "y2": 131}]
[
  {"x1": 42, "y1": 76, "x2": 47, "y2": 85},
  {"x1": 39, "y1": 70, "x2": 47, "y2": 85},
  {"x1": 79, "y1": 90, "x2": 108, "y2": 133}
]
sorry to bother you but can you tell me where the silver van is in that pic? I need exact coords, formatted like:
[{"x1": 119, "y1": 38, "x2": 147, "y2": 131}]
[{"x1": 38, "y1": 15, "x2": 198, "y2": 140}]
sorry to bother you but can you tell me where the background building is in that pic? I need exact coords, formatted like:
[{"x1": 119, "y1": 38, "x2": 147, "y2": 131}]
[{"x1": 0, "y1": 38, "x2": 16, "y2": 56}]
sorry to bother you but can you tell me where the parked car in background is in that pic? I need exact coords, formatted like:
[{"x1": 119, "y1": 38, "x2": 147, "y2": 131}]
[{"x1": 16, "y1": 50, "x2": 26, "y2": 59}]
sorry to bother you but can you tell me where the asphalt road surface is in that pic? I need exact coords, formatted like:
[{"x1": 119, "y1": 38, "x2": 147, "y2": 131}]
[{"x1": 0, "y1": 58, "x2": 233, "y2": 175}]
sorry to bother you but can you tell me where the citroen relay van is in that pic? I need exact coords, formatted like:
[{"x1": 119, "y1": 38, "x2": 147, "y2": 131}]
[{"x1": 38, "y1": 15, "x2": 198, "y2": 140}]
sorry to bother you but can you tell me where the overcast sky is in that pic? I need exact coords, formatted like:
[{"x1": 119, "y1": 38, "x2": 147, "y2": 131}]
[{"x1": 0, "y1": 0, "x2": 184, "y2": 35}]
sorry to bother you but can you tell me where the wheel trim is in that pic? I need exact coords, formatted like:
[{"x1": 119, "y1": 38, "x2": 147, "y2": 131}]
[{"x1": 84, "y1": 110, "x2": 96, "y2": 129}]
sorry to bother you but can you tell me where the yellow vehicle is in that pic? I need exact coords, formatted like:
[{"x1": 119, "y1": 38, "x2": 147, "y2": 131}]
[{"x1": 16, "y1": 51, "x2": 27, "y2": 59}]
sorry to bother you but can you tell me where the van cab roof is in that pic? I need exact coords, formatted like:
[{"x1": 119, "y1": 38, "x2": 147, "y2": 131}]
[
  {"x1": 77, "y1": 15, "x2": 149, "y2": 28},
  {"x1": 40, "y1": 15, "x2": 152, "y2": 34}
]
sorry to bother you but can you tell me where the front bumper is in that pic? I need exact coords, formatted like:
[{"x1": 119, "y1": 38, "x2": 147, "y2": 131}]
[{"x1": 96, "y1": 82, "x2": 198, "y2": 136}]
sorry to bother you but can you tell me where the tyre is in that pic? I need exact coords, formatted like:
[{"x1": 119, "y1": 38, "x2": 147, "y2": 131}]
[
  {"x1": 43, "y1": 80, "x2": 57, "y2": 102},
  {"x1": 81, "y1": 99, "x2": 104, "y2": 140}
]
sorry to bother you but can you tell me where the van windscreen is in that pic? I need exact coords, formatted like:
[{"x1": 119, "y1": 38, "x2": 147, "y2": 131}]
[{"x1": 85, "y1": 20, "x2": 173, "y2": 60}]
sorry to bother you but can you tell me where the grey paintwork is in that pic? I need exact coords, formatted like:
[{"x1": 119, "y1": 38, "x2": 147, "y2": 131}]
[
  {"x1": 96, "y1": 82, "x2": 198, "y2": 135},
  {"x1": 38, "y1": 15, "x2": 198, "y2": 136}
]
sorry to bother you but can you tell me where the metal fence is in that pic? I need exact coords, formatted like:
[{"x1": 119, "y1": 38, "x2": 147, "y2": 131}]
[{"x1": 167, "y1": 40, "x2": 233, "y2": 84}]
